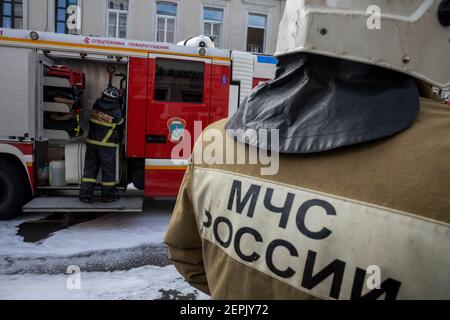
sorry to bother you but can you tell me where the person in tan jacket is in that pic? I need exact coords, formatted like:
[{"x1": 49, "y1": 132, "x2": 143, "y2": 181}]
[{"x1": 165, "y1": 0, "x2": 450, "y2": 300}]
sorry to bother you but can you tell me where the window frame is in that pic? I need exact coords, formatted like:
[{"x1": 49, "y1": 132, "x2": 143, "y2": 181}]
[
  {"x1": 153, "y1": 58, "x2": 206, "y2": 105},
  {"x1": 246, "y1": 12, "x2": 267, "y2": 54},
  {"x1": 0, "y1": 0, "x2": 24, "y2": 29},
  {"x1": 106, "y1": 0, "x2": 129, "y2": 39},
  {"x1": 55, "y1": 0, "x2": 79, "y2": 34},
  {"x1": 155, "y1": 1, "x2": 177, "y2": 43},
  {"x1": 203, "y1": 6, "x2": 224, "y2": 48}
]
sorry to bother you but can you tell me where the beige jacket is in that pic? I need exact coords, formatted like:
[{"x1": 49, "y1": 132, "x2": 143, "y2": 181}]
[{"x1": 164, "y1": 98, "x2": 450, "y2": 300}]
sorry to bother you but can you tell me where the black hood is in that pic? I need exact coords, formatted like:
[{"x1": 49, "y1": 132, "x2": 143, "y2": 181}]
[{"x1": 226, "y1": 53, "x2": 420, "y2": 154}]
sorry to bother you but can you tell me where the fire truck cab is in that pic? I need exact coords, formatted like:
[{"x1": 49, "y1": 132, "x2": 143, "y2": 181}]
[{"x1": 0, "y1": 29, "x2": 276, "y2": 219}]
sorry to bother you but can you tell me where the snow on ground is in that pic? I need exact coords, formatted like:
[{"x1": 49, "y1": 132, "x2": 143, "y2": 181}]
[
  {"x1": 0, "y1": 200, "x2": 209, "y2": 300},
  {"x1": 0, "y1": 202, "x2": 171, "y2": 258},
  {"x1": 0, "y1": 265, "x2": 210, "y2": 300}
]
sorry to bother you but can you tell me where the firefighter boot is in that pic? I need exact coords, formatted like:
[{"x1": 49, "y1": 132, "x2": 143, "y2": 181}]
[
  {"x1": 79, "y1": 181, "x2": 95, "y2": 203},
  {"x1": 102, "y1": 186, "x2": 119, "y2": 203}
]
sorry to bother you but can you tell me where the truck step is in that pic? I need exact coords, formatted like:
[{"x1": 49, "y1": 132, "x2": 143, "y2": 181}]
[
  {"x1": 37, "y1": 185, "x2": 126, "y2": 191},
  {"x1": 23, "y1": 197, "x2": 143, "y2": 213}
]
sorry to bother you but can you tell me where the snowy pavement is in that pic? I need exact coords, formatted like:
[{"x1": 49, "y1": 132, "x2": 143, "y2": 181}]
[
  {"x1": 0, "y1": 201, "x2": 171, "y2": 257},
  {"x1": 0, "y1": 199, "x2": 209, "y2": 300},
  {"x1": 0, "y1": 265, "x2": 208, "y2": 300}
]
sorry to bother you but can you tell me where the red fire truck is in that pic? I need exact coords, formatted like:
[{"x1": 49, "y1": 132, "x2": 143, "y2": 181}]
[{"x1": 0, "y1": 29, "x2": 276, "y2": 219}]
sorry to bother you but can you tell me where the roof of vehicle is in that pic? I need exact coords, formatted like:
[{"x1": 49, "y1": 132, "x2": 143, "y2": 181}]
[{"x1": 0, "y1": 28, "x2": 231, "y2": 63}]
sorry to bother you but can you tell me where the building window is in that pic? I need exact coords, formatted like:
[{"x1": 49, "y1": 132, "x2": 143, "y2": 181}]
[
  {"x1": 154, "y1": 58, "x2": 204, "y2": 104},
  {"x1": 0, "y1": 0, "x2": 23, "y2": 29},
  {"x1": 203, "y1": 7, "x2": 223, "y2": 48},
  {"x1": 247, "y1": 13, "x2": 267, "y2": 53},
  {"x1": 55, "y1": 0, "x2": 78, "y2": 34},
  {"x1": 107, "y1": 0, "x2": 128, "y2": 38},
  {"x1": 156, "y1": 2, "x2": 177, "y2": 43}
]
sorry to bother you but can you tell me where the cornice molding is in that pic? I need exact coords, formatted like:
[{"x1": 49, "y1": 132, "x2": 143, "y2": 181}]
[{"x1": 242, "y1": 0, "x2": 275, "y2": 8}]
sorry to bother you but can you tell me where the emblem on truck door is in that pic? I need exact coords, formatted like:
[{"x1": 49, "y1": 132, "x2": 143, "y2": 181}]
[{"x1": 167, "y1": 118, "x2": 186, "y2": 143}]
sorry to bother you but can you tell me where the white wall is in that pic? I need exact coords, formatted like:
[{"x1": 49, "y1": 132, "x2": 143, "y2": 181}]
[
  {"x1": 82, "y1": 0, "x2": 107, "y2": 36},
  {"x1": 23, "y1": 0, "x2": 284, "y2": 54}
]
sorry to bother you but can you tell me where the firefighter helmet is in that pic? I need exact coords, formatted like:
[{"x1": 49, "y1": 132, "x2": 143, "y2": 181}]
[
  {"x1": 101, "y1": 86, "x2": 120, "y2": 104},
  {"x1": 276, "y1": 0, "x2": 450, "y2": 88}
]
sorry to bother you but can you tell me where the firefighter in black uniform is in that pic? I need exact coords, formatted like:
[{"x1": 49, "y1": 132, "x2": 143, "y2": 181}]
[{"x1": 79, "y1": 86, "x2": 124, "y2": 203}]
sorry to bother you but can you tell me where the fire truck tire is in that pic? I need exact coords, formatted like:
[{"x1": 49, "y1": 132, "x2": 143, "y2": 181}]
[{"x1": 0, "y1": 158, "x2": 27, "y2": 220}]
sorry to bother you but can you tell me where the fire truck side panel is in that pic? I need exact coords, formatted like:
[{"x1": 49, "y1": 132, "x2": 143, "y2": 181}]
[
  {"x1": 126, "y1": 57, "x2": 149, "y2": 158},
  {"x1": 144, "y1": 57, "x2": 212, "y2": 160},
  {"x1": 0, "y1": 46, "x2": 36, "y2": 197},
  {"x1": 144, "y1": 164, "x2": 186, "y2": 198},
  {"x1": 144, "y1": 57, "x2": 213, "y2": 197},
  {"x1": 209, "y1": 63, "x2": 231, "y2": 124},
  {"x1": 0, "y1": 47, "x2": 34, "y2": 140}
]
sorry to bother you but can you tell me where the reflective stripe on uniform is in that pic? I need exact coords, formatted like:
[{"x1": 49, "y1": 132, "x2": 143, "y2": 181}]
[
  {"x1": 117, "y1": 119, "x2": 124, "y2": 126},
  {"x1": 102, "y1": 128, "x2": 116, "y2": 144},
  {"x1": 101, "y1": 182, "x2": 117, "y2": 187},
  {"x1": 82, "y1": 178, "x2": 97, "y2": 183},
  {"x1": 85, "y1": 138, "x2": 118, "y2": 148},
  {"x1": 90, "y1": 118, "x2": 117, "y2": 128}
]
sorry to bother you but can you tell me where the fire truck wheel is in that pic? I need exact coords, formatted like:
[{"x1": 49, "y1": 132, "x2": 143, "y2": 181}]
[{"x1": 0, "y1": 158, "x2": 27, "y2": 220}]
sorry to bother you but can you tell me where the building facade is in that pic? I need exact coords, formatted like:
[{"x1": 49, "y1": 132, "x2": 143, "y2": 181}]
[{"x1": 1, "y1": 0, "x2": 285, "y2": 54}]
